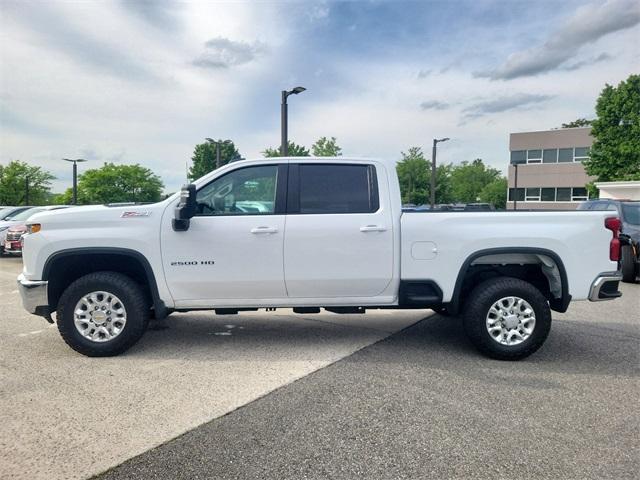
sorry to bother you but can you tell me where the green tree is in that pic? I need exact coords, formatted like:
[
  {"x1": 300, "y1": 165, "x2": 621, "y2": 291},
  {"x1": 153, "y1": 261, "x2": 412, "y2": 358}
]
[
  {"x1": 0, "y1": 160, "x2": 55, "y2": 205},
  {"x1": 262, "y1": 141, "x2": 310, "y2": 157},
  {"x1": 479, "y1": 177, "x2": 508, "y2": 209},
  {"x1": 396, "y1": 147, "x2": 428, "y2": 204},
  {"x1": 450, "y1": 158, "x2": 501, "y2": 203},
  {"x1": 57, "y1": 163, "x2": 164, "y2": 204},
  {"x1": 584, "y1": 74, "x2": 640, "y2": 182},
  {"x1": 561, "y1": 118, "x2": 592, "y2": 128},
  {"x1": 312, "y1": 136, "x2": 342, "y2": 156},
  {"x1": 396, "y1": 147, "x2": 453, "y2": 205},
  {"x1": 189, "y1": 140, "x2": 241, "y2": 181}
]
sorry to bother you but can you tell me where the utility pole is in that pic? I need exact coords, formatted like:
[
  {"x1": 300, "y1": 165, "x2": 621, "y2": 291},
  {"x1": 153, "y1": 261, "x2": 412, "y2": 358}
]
[{"x1": 25, "y1": 176, "x2": 30, "y2": 205}]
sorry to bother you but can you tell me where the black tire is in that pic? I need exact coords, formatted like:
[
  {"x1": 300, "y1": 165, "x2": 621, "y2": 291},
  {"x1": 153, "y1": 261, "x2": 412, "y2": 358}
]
[
  {"x1": 462, "y1": 277, "x2": 552, "y2": 361},
  {"x1": 57, "y1": 271, "x2": 150, "y2": 357},
  {"x1": 621, "y1": 245, "x2": 637, "y2": 283}
]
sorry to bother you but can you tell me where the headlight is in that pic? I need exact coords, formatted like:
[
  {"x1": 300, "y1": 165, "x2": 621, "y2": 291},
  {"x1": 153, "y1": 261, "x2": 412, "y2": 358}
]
[{"x1": 27, "y1": 224, "x2": 41, "y2": 234}]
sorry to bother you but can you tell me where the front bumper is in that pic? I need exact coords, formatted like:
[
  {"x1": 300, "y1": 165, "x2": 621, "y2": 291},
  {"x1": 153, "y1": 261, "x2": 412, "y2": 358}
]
[
  {"x1": 588, "y1": 272, "x2": 623, "y2": 301},
  {"x1": 17, "y1": 273, "x2": 49, "y2": 316}
]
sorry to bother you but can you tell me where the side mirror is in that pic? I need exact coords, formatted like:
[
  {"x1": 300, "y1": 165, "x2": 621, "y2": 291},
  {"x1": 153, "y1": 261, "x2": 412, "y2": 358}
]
[{"x1": 172, "y1": 184, "x2": 197, "y2": 231}]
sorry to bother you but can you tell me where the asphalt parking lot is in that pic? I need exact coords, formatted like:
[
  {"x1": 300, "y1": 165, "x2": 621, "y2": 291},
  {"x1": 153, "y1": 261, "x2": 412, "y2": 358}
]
[{"x1": 1, "y1": 256, "x2": 638, "y2": 479}]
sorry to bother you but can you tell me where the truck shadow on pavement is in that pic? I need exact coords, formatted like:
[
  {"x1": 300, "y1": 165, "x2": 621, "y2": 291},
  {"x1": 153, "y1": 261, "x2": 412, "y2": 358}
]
[
  {"x1": 361, "y1": 313, "x2": 640, "y2": 379},
  {"x1": 127, "y1": 311, "x2": 639, "y2": 379}
]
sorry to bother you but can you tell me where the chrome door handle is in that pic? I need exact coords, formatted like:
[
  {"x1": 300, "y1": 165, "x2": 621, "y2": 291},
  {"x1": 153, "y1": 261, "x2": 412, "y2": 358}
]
[
  {"x1": 360, "y1": 225, "x2": 387, "y2": 232},
  {"x1": 250, "y1": 226, "x2": 278, "y2": 234}
]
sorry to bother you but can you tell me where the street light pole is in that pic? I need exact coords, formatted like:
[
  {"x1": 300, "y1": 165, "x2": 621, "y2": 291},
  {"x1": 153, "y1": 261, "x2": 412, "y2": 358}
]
[
  {"x1": 281, "y1": 86, "x2": 306, "y2": 156},
  {"x1": 62, "y1": 158, "x2": 87, "y2": 205},
  {"x1": 431, "y1": 137, "x2": 449, "y2": 209},
  {"x1": 205, "y1": 138, "x2": 224, "y2": 169},
  {"x1": 513, "y1": 163, "x2": 519, "y2": 211}
]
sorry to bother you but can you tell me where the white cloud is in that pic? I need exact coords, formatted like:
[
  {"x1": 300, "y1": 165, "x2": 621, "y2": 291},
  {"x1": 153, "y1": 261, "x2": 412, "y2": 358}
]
[
  {"x1": 478, "y1": 0, "x2": 640, "y2": 80},
  {"x1": 462, "y1": 94, "x2": 554, "y2": 120},
  {"x1": 193, "y1": 37, "x2": 267, "y2": 69}
]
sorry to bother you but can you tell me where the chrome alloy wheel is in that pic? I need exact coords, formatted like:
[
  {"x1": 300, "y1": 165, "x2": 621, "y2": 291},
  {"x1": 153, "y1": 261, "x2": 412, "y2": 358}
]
[
  {"x1": 486, "y1": 296, "x2": 536, "y2": 346},
  {"x1": 73, "y1": 291, "x2": 127, "y2": 342}
]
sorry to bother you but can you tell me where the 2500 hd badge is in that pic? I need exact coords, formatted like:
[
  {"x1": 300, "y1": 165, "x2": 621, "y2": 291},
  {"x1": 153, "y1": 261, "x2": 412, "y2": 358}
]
[{"x1": 170, "y1": 260, "x2": 215, "y2": 266}]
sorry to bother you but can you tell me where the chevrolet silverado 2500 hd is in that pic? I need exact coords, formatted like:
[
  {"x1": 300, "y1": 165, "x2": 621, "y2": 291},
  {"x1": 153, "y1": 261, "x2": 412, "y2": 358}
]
[{"x1": 17, "y1": 157, "x2": 623, "y2": 359}]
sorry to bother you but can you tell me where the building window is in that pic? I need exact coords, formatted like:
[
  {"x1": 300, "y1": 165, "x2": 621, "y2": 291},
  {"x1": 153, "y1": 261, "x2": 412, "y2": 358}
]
[
  {"x1": 527, "y1": 150, "x2": 542, "y2": 163},
  {"x1": 541, "y1": 188, "x2": 556, "y2": 201},
  {"x1": 556, "y1": 188, "x2": 571, "y2": 202},
  {"x1": 572, "y1": 187, "x2": 588, "y2": 201},
  {"x1": 574, "y1": 147, "x2": 590, "y2": 162},
  {"x1": 525, "y1": 188, "x2": 541, "y2": 201},
  {"x1": 558, "y1": 148, "x2": 573, "y2": 162},
  {"x1": 543, "y1": 149, "x2": 558, "y2": 163},
  {"x1": 509, "y1": 187, "x2": 590, "y2": 203},
  {"x1": 514, "y1": 147, "x2": 591, "y2": 165},
  {"x1": 510, "y1": 150, "x2": 526, "y2": 164},
  {"x1": 508, "y1": 188, "x2": 525, "y2": 202}
]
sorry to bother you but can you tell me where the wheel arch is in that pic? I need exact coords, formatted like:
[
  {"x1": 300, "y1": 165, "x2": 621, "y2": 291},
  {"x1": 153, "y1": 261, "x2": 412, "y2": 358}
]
[
  {"x1": 42, "y1": 247, "x2": 168, "y2": 319},
  {"x1": 447, "y1": 247, "x2": 570, "y2": 315}
]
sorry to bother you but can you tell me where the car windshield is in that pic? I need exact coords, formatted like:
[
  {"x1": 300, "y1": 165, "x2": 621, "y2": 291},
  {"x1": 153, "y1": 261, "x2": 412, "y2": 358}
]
[
  {"x1": 621, "y1": 203, "x2": 640, "y2": 225},
  {"x1": 10, "y1": 207, "x2": 46, "y2": 221},
  {"x1": 2, "y1": 208, "x2": 25, "y2": 220}
]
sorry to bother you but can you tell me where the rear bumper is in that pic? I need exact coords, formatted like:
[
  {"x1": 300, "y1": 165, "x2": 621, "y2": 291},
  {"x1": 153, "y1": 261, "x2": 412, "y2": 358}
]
[
  {"x1": 588, "y1": 272, "x2": 622, "y2": 302},
  {"x1": 17, "y1": 273, "x2": 49, "y2": 315}
]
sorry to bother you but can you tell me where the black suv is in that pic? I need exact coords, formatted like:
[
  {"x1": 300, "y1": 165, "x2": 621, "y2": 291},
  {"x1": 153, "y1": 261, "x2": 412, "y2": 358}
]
[{"x1": 578, "y1": 199, "x2": 640, "y2": 283}]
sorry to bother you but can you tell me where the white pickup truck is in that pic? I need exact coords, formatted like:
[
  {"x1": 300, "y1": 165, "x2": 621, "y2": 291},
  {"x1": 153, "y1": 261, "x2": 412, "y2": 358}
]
[{"x1": 18, "y1": 157, "x2": 623, "y2": 360}]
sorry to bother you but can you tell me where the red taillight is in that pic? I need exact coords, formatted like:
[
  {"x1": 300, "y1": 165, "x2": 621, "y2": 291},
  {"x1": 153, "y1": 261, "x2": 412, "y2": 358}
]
[
  {"x1": 604, "y1": 216, "x2": 621, "y2": 261},
  {"x1": 605, "y1": 217, "x2": 621, "y2": 233}
]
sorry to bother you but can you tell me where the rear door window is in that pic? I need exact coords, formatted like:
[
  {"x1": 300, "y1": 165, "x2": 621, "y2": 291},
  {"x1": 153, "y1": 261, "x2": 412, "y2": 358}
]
[{"x1": 290, "y1": 164, "x2": 379, "y2": 214}]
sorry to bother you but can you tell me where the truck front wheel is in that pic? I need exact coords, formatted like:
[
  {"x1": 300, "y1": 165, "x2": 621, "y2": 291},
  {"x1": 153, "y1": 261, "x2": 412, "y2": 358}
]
[
  {"x1": 57, "y1": 272, "x2": 150, "y2": 357},
  {"x1": 462, "y1": 277, "x2": 552, "y2": 360}
]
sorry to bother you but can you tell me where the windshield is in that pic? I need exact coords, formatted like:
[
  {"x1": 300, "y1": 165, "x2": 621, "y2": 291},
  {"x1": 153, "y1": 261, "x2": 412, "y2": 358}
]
[
  {"x1": 621, "y1": 203, "x2": 640, "y2": 225},
  {"x1": 2, "y1": 208, "x2": 25, "y2": 220},
  {"x1": 10, "y1": 207, "x2": 46, "y2": 221}
]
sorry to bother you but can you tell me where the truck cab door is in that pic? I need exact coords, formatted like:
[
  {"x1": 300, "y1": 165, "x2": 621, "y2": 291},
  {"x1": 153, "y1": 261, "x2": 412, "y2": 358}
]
[
  {"x1": 161, "y1": 163, "x2": 288, "y2": 306},
  {"x1": 283, "y1": 162, "x2": 394, "y2": 298}
]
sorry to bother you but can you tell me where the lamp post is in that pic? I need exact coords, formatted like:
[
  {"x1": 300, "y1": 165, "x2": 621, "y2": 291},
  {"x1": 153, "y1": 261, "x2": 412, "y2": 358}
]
[
  {"x1": 281, "y1": 86, "x2": 306, "y2": 156},
  {"x1": 205, "y1": 138, "x2": 233, "y2": 169},
  {"x1": 513, "y1": 163, "x2": 519, "y2": 211},
  {"x1": 62, "y1": 158, "x2": 87, "y2": 205},
  {"x1": 431, "y1": 137, "x2": 449, "y2": 208},
  {"x1": 205, "y1": 138, "x2": 222, "y2": 169}
]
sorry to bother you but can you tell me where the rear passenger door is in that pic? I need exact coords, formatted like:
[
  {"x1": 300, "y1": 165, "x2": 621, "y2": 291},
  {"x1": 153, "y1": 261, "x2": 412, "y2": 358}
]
[{"x1": 283, "y1": 163, "x2": 393, "y2": 298}]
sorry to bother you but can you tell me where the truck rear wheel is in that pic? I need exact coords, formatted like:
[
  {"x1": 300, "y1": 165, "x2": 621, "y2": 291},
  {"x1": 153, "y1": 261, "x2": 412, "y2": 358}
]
[
  {"x1": 621, "y1": 245, "x2": 637, "y2": 283},
  {"x1": 462, "y1": 277, "x2": 551, "y2": 360},
  {"x1": 57, "y1": 272, "x2": 149, "y2": 357}
]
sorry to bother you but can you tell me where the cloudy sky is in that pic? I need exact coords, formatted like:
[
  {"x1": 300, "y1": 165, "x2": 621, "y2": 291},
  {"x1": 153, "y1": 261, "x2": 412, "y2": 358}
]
[{"x1": 1, "y1": 0, "x2": 639, "y2": 193}]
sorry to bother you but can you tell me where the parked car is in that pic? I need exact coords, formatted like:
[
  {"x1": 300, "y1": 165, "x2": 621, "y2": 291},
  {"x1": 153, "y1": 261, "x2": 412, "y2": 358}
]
[
  {"x1": 0, "y1": 206, "x2": 33, "y2": 221},
  {"x1": 18, "y1": 158, "x2": 622, "y2": 360},
  {"x1": 578, "y1": 199, "x2": 640, "y2": 282},
  {"x1": 464, "y1": 203, "x2": 495, "y2": 211},
  {"x1": 1, "y1": 206, "x2": 68, "y2": 255},
  {"x1": 4, "y1": 224, "x2": 28, "y2": 255}
]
